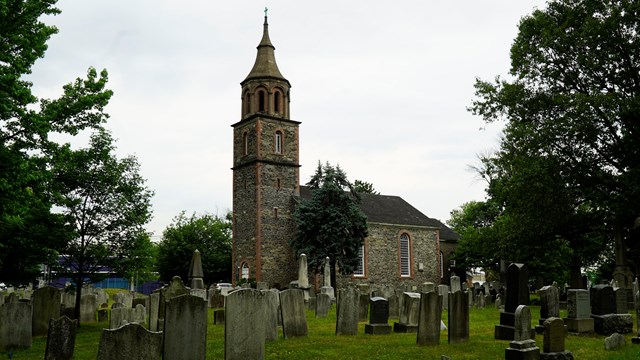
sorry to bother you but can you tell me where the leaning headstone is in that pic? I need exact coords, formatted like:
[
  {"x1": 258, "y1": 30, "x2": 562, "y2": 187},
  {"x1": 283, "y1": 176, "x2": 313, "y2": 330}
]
[
  {"x1": 604, "y1": 332, "x2": 626, "y2": 350},
  {"x1": 563, "y1": 289, "x2": 594, "y2": 333},
  {"x1": 316, "y1": 293, "x2": 331, "y2": 318},
  {"x1": 417, "y1": 291, "x2": 442, "y2": 346},
  {"x1": 262, "y1": 290, "x2": 279, "y2": 342},
  {"x1": 394, "y1": 292, "x2": 421, "y2": 333},
  {"x1": 109, "y1": 308, "x2": 134, "y2": 329},
  {"x1": 0, "y1": 301, "x2": 32, "y2": 351},
  {"x1": 225, "y1": 289, "x2": 267, "y2": 360},
  {"x1": 540, "y1": 317, "x2": 572, "y2": 359},
  {"x1": 97, "y1": 323, "x2": 162, "y2": 360},
  {"x1": 45, "y1": 316, "x2": 77, "y2": 360},
  {"x1": 448, "y1": 288, "x2": 469, "y2": 343},
  {"x1": 79, "y1": 294, "x2": 97, "y2": 323},
  {"x1": 632, "y1": 278, "x2": 640, "y2": 344},
  {"x1": 505, "y1": 305, "x2": 540, "y2": 360},
  {"x1": 438, "y1": 285, "x2": 449, "y2": 310},
  {"x1": 279, "y1": 289, "x2": 308, "y2": 339},
  {"x1": 336, "y1": 287, "x2": 360, "y2": 336},
  {"x1": 591, "y1": 285, "x2": 632, "y2": 335},
  {"x1": 163, "y1": 294, "x2": 207, "y2": 360},
  {"x1": 495, "y1": 263, "x2": 530, "y2": 340},
  {"x1": 32, "y1": 285, "x2": 62, "y2": 336},
  {"x1": 365, "y1": 297, "x2": 392, "y2": 335}
]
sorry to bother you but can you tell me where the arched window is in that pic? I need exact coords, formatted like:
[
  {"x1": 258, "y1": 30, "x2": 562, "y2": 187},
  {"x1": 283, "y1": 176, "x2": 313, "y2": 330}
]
[
  {"x1": 241, "y1": 263, "x2": 249, "y2": 280},
  {"x1": 258, "y1": 90, "x2": 266, "y2": 112},
  {"x1": 244, "y1": 92, "x2": 251, "y2": 115},
  {"x1": 399, "y1": 233, "x2": 411, "y2": 277},
  {"x1": 275, "y1": 130, "x2": 283, "y2": 154},
  {"x1": 243, "y1": 132, "x2": 249, "y2": 155},
  {"x1": 274, "y1": 90, "x2": 281, "y2": 113},
  {"x1": 354, "y1": 243, "x2": 365, "y2": 277}
]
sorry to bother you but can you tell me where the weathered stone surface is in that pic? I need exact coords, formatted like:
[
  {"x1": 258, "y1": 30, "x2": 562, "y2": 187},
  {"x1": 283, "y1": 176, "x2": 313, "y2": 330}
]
[
  {"x1": 45, "y1": 316, "x2": 77, "y2": 360},
  {"x1": 438, "y1": 285, "x2": 449, "y2": 310},
  {"x1": 422, "y1": 282, "x2": 435, "y2": 293},
  {"x1": 158, "y1": 276, "x2": 190, "y2": 322},
  {"x1": 188, "y1": 249, "x2": 205, "y2": 289},
  {"x1": 604, "y1": 332, "x2": 626, "y2": 350},
  {"x1": 495, "y1": 263, "x2": 530, "y2": 340},
  {"x1": 133, "y1": 304, "x2": 146, "y2": 324},
  {"x1": 97, "y1": 323, "x2": 162, "y2": 360},
  {"x1": 113, "y1": 292, "x2": 133, "y2": 308},
  {"x1": 592, "y1": 313, "x2": 633, "y2": 335},
  {"x1": 591, "y1": 285, "x2": 616, "y2": 315},
  {"x1": 336, "y1": 287, "x2": 359, "y2": 336},
  {"x1": 316, "y1": 293, "x2": 330, "y2": 318},
  {"x1": 214, "y1": 309, "x2": 225, "y2": 325},
  {"x1": 110, "y1": 307, "x2": 134, "y2": 329},
  {"x1": 0, "y1": 302, "x2": 32, "y2": 351},
  {"x1": 209, "y1": 288, "x2": 224, "y2": 308},
  {"x1": 80, "y1": 294, "x2": 97, "y2": 323},
  {"x1": 505, "y1": 305, "x2": 540, "y2": 360},
  {"x1": 514, "y1": 305, "x2": 532, "y2": 342},
  {"x1": 32, "y1": 286, "x2": 61, "y2": 336},
  {"x1": 149, "y1": 292, "x2": 159, "y2": 332},
  {"x1": 567, "y1": 289, "x2": 590, "y2": 318},
  {"x1": 262, "y1": 290, "x2": 279, "y2": 342},
  {"x1": 543, "y1": 317, "x2": 565, "y2": 353},
  {"x1": 394, "y1": 292, "x2": 421, "y2": 333},
  {"x1": 225, "y1": 289, "x2": 267, "y2": 360},
  {"x1": 279, "y1": 289, "x2": 307, "y2": 339},
  {"x1": 448, "y1": 290, "x2": 469, "y2": 343},
  {"x1": 417, "y1": 291, "x2": 441, "y2": 346},
  {"x1": 450, "y1": 276, "x2": 461, "y2": 293},
  {"x1": 163, "y1": 294, "x2": 207, "y2": 360},
  {"x1": 365, "y1": 297, "x2": 392, "y2": 335},
  {"x1": 614, "y1": 288, "x2": 628, "y2": 314},
  {"x1": 358, "y1": 293, "x2": 369, "y2": 322}
]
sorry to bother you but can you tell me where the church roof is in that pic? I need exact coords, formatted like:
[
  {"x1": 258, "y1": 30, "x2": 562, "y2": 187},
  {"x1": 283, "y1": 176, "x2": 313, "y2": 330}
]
[
  {"x1": 242, "y1": 16, "x2": 289, "y2": 85},
  {"x1": 299, "y1": 186, "x2": 459, "y2": 241}
]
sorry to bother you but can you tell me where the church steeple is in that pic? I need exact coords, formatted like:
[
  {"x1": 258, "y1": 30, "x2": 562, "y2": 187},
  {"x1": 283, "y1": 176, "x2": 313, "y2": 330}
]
[{"x1": 242, "y1": 15, "x2": 289, "y2": 85}]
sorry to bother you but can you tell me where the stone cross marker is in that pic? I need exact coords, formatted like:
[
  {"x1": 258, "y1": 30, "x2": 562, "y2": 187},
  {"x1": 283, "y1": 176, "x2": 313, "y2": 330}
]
[{"x1": 45, "y1": 316, "x2": 77, "y2": 360}]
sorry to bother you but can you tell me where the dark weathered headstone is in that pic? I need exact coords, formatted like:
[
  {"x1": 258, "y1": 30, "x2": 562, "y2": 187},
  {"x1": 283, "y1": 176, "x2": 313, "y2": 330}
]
[
  {"x1": 336, "y1": 287, "x2": 359, "y2": 336},
  {"x1": 417, "y1": 291, "x2": 441, "y2": 346},
  {"x1": 536, "y1": 285, "x2": 560, "y2": 334},
  {"x1": 32, "y1": 286, "x2": 62, "y2": 336},
  {"x1": 591, "y1": 285, "x2": 632, "y2": 335},
  {"x1": 214, "y1": 309, "x2": 225, "y2": 324},
  {"x1": 280, "y1": 289, "x2": 307, "y2": 339},
  {"x1": 163, "y1": 294, "x2": 207, "y2": 360},
  {"x1": 394, "y1": 292, "x2": 421, "y2": 333},
  {"x1": 615, "y1": 288, "x2": 628, "y2": 314},
  {"x1": 448, "y1": 290, "x2": 469, "y2": 344},
  {"x1": 97, "y1": 309, "x2": 108, "y2": 322},
  {"x1": 97, "y1": 323, "x2": 162, "y2": 360},
  {"x1": 365, "y1": 297, "x2": 392, "y2": 335},
  {"x1": 505, "y1": 305, "x2": 539, "y2": 360},
  {"x1": 225, "y1": 289, "x2": 267, "y2": 360},
  {"x1": 209, "y1": 288, "x2": 224, "y2": 308},
  {"x1": 0, "y1": 301, "x2": 32, "y2": 351},
  {"x1": 591, "y1": 285, "x2": 616, "y2": 315},
  {"x1": 45, "y1": 316, "x2": 77, "y2": 360},
  {"x1": 542, "y1": 317, "x2": 568, "y2": 355},
  {"x1": 316, "y1": 293, "x2": 330, "y2": 318},
  {"x1": 388, "y1": 293, "x2": 399, "y2": 318},
  {"x1": 495, "y1": 263, "x2": 530, "y2": 340},
  {"x1": 80, "y1": 294, "x2": 97, "y2": 323}
]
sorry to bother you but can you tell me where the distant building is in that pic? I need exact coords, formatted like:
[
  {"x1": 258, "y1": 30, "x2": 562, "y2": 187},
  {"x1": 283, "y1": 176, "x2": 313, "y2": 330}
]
[{"x1": 231, "y1": 16, "x2": 458, "y2": 290}]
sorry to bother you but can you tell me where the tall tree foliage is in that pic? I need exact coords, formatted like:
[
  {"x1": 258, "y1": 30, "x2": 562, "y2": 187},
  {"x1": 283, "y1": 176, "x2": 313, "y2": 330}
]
[
  {"x1": 156, "y1": 212, "x2": 232, "y2": 285},
  {"x1": 468, "y1": 0, "x2": 639, "y2": 283},
  {"x1": 0, "y1": 0, "x2": 112, "y2": 284},
  {"x1": 53, "y1": 130, "x2": 153, "y2": 322},
  {"x1": 292, "y1": 162, "x2": 368, "y2": 287}
]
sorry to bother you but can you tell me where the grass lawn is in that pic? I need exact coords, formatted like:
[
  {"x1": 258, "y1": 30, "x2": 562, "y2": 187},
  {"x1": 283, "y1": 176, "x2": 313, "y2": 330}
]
[{"x1": 7, "y1": 292, "x2": 640, "y2": 359}]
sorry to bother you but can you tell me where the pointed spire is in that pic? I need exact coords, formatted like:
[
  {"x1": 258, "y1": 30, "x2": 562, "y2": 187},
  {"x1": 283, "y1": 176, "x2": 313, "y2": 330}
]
[{"x1": 243, "y1": 13, "x2": 288, "y2": 84}]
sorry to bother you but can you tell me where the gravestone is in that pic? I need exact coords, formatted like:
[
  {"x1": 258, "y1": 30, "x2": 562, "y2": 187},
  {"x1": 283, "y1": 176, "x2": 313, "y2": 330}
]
[
  {"x1": 450, "y1": 276, "x2": 461, "y2": 293},
  {"x1": 32, "y1": 285, "x2": 62, "y2": 336},
  {"x1": 209, "y1": 288, "x2": 224, "y2": 308},
  {"x1": 540, "y1": 317, "x2": 573, "y2": 359},
  {"x1": 358, "y1": 293, "x2": 369, "y2": 322},
  {"x1": 95, "y1": 288, "x2": 108, "y2": 306},
  {"x1": 97, "y1": 309, "x2": 108, "y2": 322},
  {"x1": 417, "y1": 291, "x2": 441, "y2": 346},
  {"x1": 438, "y1": 285, "x2": 449, "y2": 310},
  {"x1": 0, "y1": 301, "x2": 32, "y2": 351},
  {"x1": 155, "y1": 276, "x2": 190, "y2": 331},
  {"x1": 563, "y1": 289, "x2": 594, "y2": 333},
  {"x1": 133, "y1": 304, "x2": 146, "y2": 324},
  {"x1": 505, "y1": 305, "x2": 539, "y2": 360},
  {"x1": 365, "y1": 297, "x2": 392, "y2": 335},
  {"x1": 280, "y1": 289, "x2": 308, "y2": 339},
  {"x1": 321, "y1": 257, "x2": 335, "y2": 300},
  {"x1": 111, "y1": 302, "x2": 124, "y2": 309},
  {"x1": 297, "y1": 253, "x2": 311, "y2": 301},
  {"x1": 495, "y1": 294, "x2": 503, "y2": 309},
  {"x1": 632, "y1": 278, "x2": 640, "y2": 344},
  {"x1": 604, "y1": 332, "x2": 626, "y2": 350},
  {"x1": 591, "y1": 285, "x2": 632, "y2": 335},
  {"x1": 214, "y1": 309, "x2": 225, "y2": 325},
  {"x1": 149, "y1": 292, "x2": 160, "y2": 331},
  {"x1": 61, "y1": 291, "x2": 75, "y2": 310},
  {"x1": 495, "y1": 263, "x2": 530, "y2": 340},
  {"x1": 615, "y1": 288, "x2": 628, "y2": 314},
  {"x1": 80, "y1": 294, "x2": 97, "y2": 323},
  {"x1": 475, "y1": 293, "x2": 486, "y2": 308},
  {"x1": 109, "y1": 308, "x2": 134, "y2": 329},
  {"x1": 225, "y1": 289, "x2": 267, "y2": 360},
  {"x1": 448, "y1": 288, "x2": 469, "y2": 343},
  {"x1": 422, "y1": 282, "x2": 435, "y2": 293},
  {"x1": 394, "y1": 292, "x2": 421, "y2": 333},
  {"x1": 336, "y1": 287, "x2": 359, "y2": 335},
  {"x1": 163, "y1": 294, "x2": 207, "y2": 360},
  {"x1": 132, "y1": 297, "x2": 148, "y2": 309},
  {"x1": 113, "y1": 292, "x2": 133, "y2": 308},
  {"x1": 536, "y1": 285, "x2": 560, "y2": 334},
  {"x1": 263, "y1": 290, "x2": 279, "y2": 342},
  {"x1": 316, "y1": 293, "x2": 331, "y2": 318},
  {"x1": 388, "y1": 293, "x2": 399, "y2": 318},
  {"x1": 45, "y1": 316, "x2": 77, "y2": 360},
  {"x1": 97, "y1": 323, "x2": 162, "y2": 360},
  {"x1": 188, "y1": 249, "x2": 205, "y2": 289}
]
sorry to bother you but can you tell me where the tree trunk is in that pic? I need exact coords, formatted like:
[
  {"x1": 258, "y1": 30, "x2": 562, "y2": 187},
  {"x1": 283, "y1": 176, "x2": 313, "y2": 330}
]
[
  {"x1": 74, "y1": 274, "x2": 84, "y2": 326},
  {"x1": 569, "y1": 254, "x2": 583, "y2": 289}
]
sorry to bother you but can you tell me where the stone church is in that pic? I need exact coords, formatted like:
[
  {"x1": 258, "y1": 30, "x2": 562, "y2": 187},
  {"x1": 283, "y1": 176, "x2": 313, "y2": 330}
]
[{"x1": 231, "y1": 16, "x2": 459, "y2": 291}]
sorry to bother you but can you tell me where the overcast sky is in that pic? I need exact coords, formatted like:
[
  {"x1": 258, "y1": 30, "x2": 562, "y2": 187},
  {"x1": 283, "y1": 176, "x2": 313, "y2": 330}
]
[{"x1": 29, "y1": 1, "x2": 548, "y2": 240}]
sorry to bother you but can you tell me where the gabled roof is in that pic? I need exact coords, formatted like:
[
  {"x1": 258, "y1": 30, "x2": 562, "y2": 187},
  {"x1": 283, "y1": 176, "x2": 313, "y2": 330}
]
[{"x1": 299, "y1": 186, "x2": 459, "y2": 241}]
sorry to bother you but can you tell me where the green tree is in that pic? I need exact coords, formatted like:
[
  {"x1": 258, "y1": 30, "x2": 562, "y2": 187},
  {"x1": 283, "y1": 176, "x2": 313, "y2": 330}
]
[
  {"x1": 353, "y1": 180, "x2": 379, "y2": 195},
  {"x1": 0, "y1": 0, "x2": 112, "y2": 284},
  {"x1": 156, "y1": 212, "x2": 232, "y2": 285},
  {"x1": 469, "y1": 0, "x2": 639, "y2": 284},
  {"x1": 53, "y1": 130, "x2": 153, "y2": 323},
  {"x1": 292, "y1": 162, "x2": 368, "y2": 287}
]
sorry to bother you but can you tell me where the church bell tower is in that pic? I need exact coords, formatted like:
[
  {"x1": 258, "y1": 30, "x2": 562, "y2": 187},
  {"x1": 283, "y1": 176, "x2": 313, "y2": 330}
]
[{"x1": 231, "y1": 14, "x2": 300, "y2": 288}]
